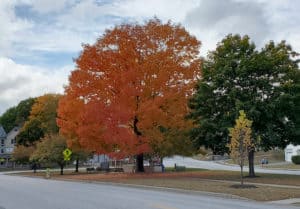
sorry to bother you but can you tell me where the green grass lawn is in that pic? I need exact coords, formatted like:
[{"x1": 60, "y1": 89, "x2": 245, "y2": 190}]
[{"x1": 264, "y1": 163, "x2": 300, "y2": 169}]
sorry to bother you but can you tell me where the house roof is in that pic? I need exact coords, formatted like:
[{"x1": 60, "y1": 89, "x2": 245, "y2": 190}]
[
  {"x1": 0, "y1": 126, "x2": 7, "y2": 138},
  {"x1": 6, "y1": 126, "x2": 20, "y2": 140},
  {"x1": 286, "y1": 144, "x2": 300, "y2": 149}
]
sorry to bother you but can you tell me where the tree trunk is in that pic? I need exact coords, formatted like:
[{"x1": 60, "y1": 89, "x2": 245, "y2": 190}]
[
  {"x1": 75, "y1": 158, "x2": 79, "y2": 173},
  {"x1": 248, "y1": 149, "x2": 256, "y2": 177},
  {"x1": 240, "y1": 165, "x2": 244, "y2": 186},
  {"x1": 60, "y1": 164, "x2": 64, "y2": 175},
  {"x1": 133, "y1": 111, "x2": 144, "y2": 172},
  {"x1": 136, "y1": 153, "x2": 144, "y2": 172},
  {"x1": 160, "y1": 157, "x2": 165, "y2": 172}
]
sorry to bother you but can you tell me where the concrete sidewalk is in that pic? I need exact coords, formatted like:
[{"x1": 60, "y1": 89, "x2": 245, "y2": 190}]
[{"x1": 269, "y1": 198, "x2": 300, "y2": 206}]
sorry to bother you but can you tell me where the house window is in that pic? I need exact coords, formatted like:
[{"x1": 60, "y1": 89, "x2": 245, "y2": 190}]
[
  {"x1": 1, "y1": 149, "x2": 4, "y2": 153},
  {"x1": 1, "y1": 139, "x2": 4, "y2": 146},
  {"x1": 11, "y1": 139, "x2": 14, "y2": 144},
  {"x1": 6, "y1": 148, "x2": 13, "y2": 153}
]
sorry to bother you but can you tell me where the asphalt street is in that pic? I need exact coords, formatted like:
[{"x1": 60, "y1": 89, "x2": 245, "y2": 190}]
[
  {"x1": 0, "y1": 174, "x2": 298, "y2": 209},
  {"x1": 163, "y1": 156, "x2": 300, "y2": 175}
]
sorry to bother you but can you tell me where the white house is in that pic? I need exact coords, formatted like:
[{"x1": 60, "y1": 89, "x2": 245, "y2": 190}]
[
  {"x1": 285, "y1": 144, "x2": 300, "y2": 162},
  {"x1": 0, "y1": 125, "x2": 20, "y2": 167}
]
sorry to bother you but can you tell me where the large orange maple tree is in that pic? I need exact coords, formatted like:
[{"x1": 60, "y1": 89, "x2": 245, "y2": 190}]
[{"x1": 57, "y1": 19, "x2": 201, "y2": 172}]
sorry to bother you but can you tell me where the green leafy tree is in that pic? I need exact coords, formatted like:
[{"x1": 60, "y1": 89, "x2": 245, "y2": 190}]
[
  {"x1": 0, "y1": 98, "x2": 35, "y2": 132},
  {"x1": 189, "y1": 34, "x2": 256, "y2": 155},
  {"x1": 17, "y1": 94, "x2": 61, "y2": 145},
  {"x1": 17, "y1": 118, "x2": 44, "y2": 146},
  {"x1": 0, "y1": 107, "x2": 17, "y2": 133},
  {"x1": 228, "y1": 110, "x2": 253, "y2": 186},
  {"x1": 30, "y1": 134, "x2": 67, "y2": 175},
  {"x1": 189, "y1": 34, "x2": 300, "y2": 177},
  {"x1": 15, "y1": 98, "x2": 35, "y2": 124},
  {"x1": 294, "y1": 73, "x2": 300, "y2": 140},
  {"x1": 150, "y1": 128, "x2": 195, "y2": 162}
]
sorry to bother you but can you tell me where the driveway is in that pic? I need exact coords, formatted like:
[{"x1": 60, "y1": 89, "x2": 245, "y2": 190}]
[{"x1": 163, "y1": 156, "x2": 300, "y2": 175}]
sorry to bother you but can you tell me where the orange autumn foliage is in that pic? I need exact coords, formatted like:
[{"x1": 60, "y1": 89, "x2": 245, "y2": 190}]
[
  {"x1": 57, "y1": 19, "x2": 201, "y2": 158},
  {"x1": 30, "y1": 94, "x2": 61, "y2": 134}
]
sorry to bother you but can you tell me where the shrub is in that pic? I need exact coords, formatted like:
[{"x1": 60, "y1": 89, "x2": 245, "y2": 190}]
[
  {"x1": 291, "y1": 155, "x2": 300, "y2": 164},
  {"x1": 198, "y1": 147, "x2": 208, "y2": 156}
]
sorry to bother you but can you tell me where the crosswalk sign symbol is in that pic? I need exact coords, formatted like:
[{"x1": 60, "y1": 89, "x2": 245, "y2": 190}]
[{"x1": 63, "y1": 148, "x2": 72, "y2": 161}]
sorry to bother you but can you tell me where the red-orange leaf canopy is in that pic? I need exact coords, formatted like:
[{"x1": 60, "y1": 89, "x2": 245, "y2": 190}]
[{"x1": 57, "y1": 19, "x2": 201, "y2": 159}]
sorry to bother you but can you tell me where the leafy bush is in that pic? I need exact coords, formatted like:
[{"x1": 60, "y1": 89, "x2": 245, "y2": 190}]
[
  {"x1": 291, "y1": 155, "x2": 300, "y2": 164},
  {"x1": 198, "y1": 147, "x2": 208, "y2": 156}
]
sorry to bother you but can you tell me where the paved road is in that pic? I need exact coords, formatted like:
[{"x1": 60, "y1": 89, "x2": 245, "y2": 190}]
[
  {"x1": 0, "y1": 174, "x2": 297, "y2": 209},
  {"x1": 163, "y1": 156, "x2": 300, "y2": 175}
]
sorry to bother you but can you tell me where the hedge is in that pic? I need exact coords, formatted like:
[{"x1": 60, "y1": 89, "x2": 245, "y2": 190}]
[{"x1": 291, "y1": 155, "x2": 300, "y2": 164}]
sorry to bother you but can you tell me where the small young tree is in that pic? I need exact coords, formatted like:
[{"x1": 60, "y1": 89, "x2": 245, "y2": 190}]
[
  {"x1": 12, "y1": 145, "x2": 35, "y2": 165},
  {"x1": 30, "y1": 134, "x2": 67, "y2": 175},
  {"x1": 228, "y1": 110, "x2": 253, "y2": 186}
]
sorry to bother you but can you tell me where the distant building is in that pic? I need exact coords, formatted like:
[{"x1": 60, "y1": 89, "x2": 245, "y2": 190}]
[
  {"x1": 0, "y1": 125, "x2": 20, "y2": 167},
  {"x1": 89, "y1": 154, "x2": 109, "y2": 166},
  {"x1": 285, "y1": 144, "x2": 300, "y2": 162}
]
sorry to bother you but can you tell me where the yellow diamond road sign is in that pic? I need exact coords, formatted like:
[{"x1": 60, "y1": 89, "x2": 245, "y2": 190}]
[{"x1": 63, "y1": 148, "x2": 72, "y2": 161}]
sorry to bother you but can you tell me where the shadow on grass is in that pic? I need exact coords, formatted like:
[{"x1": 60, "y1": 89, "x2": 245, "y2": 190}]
[
  {"x1": 230, "y1": 184, "x2": 258, "y2": 189},
  {"x1": 244, "y1": 175, "x2": 261, "y2": 178}
]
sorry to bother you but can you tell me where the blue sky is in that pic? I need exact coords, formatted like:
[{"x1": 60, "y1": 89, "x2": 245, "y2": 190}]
[{"x1": 0, "y1": 0, "x2": 299, "y2": 114}]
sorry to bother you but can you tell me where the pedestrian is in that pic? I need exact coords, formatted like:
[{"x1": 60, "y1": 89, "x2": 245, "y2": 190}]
[
  {"x1": 261, "y1": 157, "x2": 266, "y2": 168},
  {"x1": 32, "y1": 163, "x2": 37, "y2": 173}
]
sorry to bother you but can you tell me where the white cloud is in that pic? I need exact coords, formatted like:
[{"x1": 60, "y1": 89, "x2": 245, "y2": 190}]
[
  {"x1": 0, "y1": 0, "x2": 33, "y2": 57},
  {"x1": 3, "y1": 0, "x2": 114, "y2": 55},
  {"x1": 110, "y1": 0, "x2": 198, "y2": 22},
  {"x1": 57, "y1": 0, "x2": 112, "y2": 29},
  {"x1": 259, "y1": 0, "x2": 300, "y2": 51},
  {"x1": 18, "y1": 0, "x2": 71, "y2": 14},
  {"x1": 0, "y1": 0, "x2": 299, "y2": 114},
  {"x1": 0, "y1": 57, "x2": 72, "y2": 114},
  {"x1": 5, "y1": 0, "x2": 298, "y2": 56},
  {"x1": 21, "y1": 29, "x2": 89, "y2": 53},
  {"x1": 184, "y1": 0, "x2": 270, "y2": 51}
]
